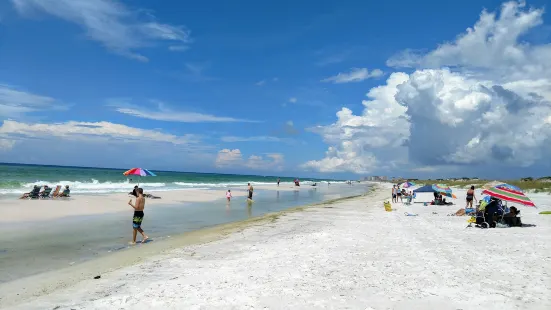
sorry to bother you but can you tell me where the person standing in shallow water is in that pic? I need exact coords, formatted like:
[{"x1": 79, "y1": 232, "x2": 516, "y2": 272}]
[
  {"x1": 277, "y1": 178, "x2": 280, "y2": 187},
  {"x1": 247, "y1": 183, "x2": 254, "y2": 200},
  {"x1": 466, "y1": 185, "x2": 476, "y2": 209},
  {"x1": 128, "y1": 188, "x2": 148, "y2": 245}
]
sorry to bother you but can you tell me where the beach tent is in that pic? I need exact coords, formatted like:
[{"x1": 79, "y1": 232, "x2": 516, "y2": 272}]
[
  {"x1": 413, "y1": 185, "x2": 434, "y2": 193},
  {"x1": 413, "y1": 184, "x2": 437, "y2": 203}
]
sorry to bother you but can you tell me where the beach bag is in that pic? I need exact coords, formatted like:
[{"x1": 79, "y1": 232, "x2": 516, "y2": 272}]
[{"x1": 384, "y1": 201, "x2": 392, "y2": 212}]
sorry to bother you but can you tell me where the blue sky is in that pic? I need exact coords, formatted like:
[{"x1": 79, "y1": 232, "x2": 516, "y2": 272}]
[{"x1": 1, "y1": 0, "x2": 551, "y2": 179}]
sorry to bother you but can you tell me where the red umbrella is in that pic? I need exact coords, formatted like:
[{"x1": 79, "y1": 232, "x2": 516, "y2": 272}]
[{"x1": 482, "y1": 184, "x2": 535, "y2": 207}]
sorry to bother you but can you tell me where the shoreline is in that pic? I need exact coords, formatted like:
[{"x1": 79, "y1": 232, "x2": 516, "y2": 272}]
[
  {"x1": 0, "y1": 183, "x2": 333, "y2": 223},
  {"x1": 0, "y1": 186, "x2": 375, "y2": 308}
]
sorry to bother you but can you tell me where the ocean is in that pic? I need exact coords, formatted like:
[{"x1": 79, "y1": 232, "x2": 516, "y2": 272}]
[
  {"x1": 0, "y1": 163, "x2": 365, "y2": 283},
  {"x1": 0, "y1": 163, "x2": 341, "y2": 196}
]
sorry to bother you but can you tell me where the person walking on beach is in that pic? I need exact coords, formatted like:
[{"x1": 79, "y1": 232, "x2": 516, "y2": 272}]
[
  {"x1": 397, "y1": 186, "x2": 403, "y2": 203},
  {"x1": 247, "y1": 183, "x2": 254, "y2": 200},
  {"x1": 392, "y1": 185, "x2": 397, "y2": 203},
  {"x1": 466, "y1": 185, "x2": 476, "y2": 209},
  {"x1": 128, "y1": 188, "x2": 148, "y2": 245},
  {"x1": 226, "y1": 189, "x2": 232, "y2": 202},
  {"x1": 277, "y1": 178, "x2": 280, "y2": 187}
]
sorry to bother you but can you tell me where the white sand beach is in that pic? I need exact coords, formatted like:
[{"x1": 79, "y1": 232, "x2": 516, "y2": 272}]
[
  {"x1": 3, "y1": 185, "x2": 550, "y2": 309},
  {"x1": 0, "y1": 183, "x2": 310, "y2": 223}
]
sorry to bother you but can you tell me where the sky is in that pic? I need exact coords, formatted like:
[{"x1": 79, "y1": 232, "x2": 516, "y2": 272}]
[{"x1": 0, "y1": 0, "x2": 551, "y2": 179}]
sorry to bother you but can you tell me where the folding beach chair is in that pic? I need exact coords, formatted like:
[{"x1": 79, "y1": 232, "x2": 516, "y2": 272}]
[
  {"x1": 39, "y1": 187, "x2": 53, "y2": 199},
  {"x1": 26, "y1": 187, "x2": 41, "y2": 199},
  {"x1": 58, "y1": 187, "x2": 71, "y2": 198},
  {"x1": 501, "y1": 211, "x2": 523, "y2": 227},
  {"x1": 50, "y1": 185, "x2": 61, "y2": 198}
]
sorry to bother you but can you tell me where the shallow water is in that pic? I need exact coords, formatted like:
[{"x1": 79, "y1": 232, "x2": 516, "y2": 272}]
[{"x1": 0, "y1": 184, "x2": 368, "y2": 283}]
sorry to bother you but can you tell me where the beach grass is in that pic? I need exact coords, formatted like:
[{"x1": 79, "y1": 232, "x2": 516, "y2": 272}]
[{"x1": 414, "y1": 179, "x2": 551, "y2": 192}]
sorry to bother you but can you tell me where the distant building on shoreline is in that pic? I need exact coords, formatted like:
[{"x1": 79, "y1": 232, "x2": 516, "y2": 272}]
[{"x1": 364, "y1": 176, "x2": 388, "y2": 181}]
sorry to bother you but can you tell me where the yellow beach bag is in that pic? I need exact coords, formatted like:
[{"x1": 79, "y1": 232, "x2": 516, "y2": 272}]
[{"x1": 384, "y1": 201, "x2": 392, "y2": 212}]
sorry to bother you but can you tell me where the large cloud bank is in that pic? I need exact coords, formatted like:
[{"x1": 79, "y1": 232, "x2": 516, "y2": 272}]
[{"x1": 303, "y1": 1, "x2": 551, "y2": 175}]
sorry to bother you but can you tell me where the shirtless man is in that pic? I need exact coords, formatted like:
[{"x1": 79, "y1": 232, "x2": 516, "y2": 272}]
[
  {"x1": 247, "y1": 182, "x2": 254, "y2": 200},
  {"x1": 128, "y1": 188, "x2": 149, "y2": 245}
]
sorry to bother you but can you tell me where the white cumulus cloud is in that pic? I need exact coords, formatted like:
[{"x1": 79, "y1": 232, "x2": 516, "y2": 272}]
[{"x1": 304, "y1": 1, "x2": 551, "y2": 175}]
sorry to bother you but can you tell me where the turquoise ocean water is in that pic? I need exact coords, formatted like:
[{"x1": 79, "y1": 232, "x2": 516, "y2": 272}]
[
  {"x1": 0, "y1": 163, "x2": 341, "y2": 196},
  {"x1": 0, "y1": 163, "x2": 365, "y2": 282}
]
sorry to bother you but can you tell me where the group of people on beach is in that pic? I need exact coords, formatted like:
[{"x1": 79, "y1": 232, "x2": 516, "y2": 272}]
[
  {"x1": 391, "y1": 185, "x2": 413, "y2": 203},
  {"x1": 392, "y1": 183, "x2": 521, "y2": 226},
  {"x1": 128, "y1": 182, "x2": 256, "y2": 245},
  {"x1": 226, "y1": 183, "x2": 254, "y2": 202},
  {"x1": 19, "y1": 184, "x2": 70, "y2": 199}
]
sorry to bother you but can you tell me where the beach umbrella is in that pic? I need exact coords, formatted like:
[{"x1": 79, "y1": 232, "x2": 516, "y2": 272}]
[
  {"x1": 495, "y1": 183, "x2": 523, "y2": 193},
  {"x1": 402, "y1": 181, "x2": 415, "y2": 188},
  {"x1": 441, "y1": 192, "x2": 457, "y2": 199},
  {"x1": 123, "y1": 168, "x2": 157, "y2": 186},
  {"x1": 482, "y1": 184, "x2": 535, "y2": 207},
  {"x1": 432, "y1": 184, "x2": 452, "y2": 194}
]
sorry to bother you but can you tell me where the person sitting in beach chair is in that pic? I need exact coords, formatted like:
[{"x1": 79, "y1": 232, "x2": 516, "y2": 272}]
[
  {"x1": 502, "y1": 206, "x2": 522, "y2": 227},
  {"x1": 39, "y1": 186, "x2": 53, "y2": 199},
  {"x1": 402, "y1": 190, "x2": 412, "y2": 205},
  {"x1": 58, "y1": 185, "x2": 71, "y2": 198},
  {"x1": 19, "y1": 185, "x2": 40, "y2": 199},
  {"x1": 50, "y1": 185, "x2": 62, "y2": 198}
]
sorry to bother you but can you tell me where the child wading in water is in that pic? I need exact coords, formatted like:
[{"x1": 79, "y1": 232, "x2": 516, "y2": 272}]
[
  {"x1": 128, "y1": 188, "x2": 149, "y2": 245},
  {"x1": 226, "y1": 189, "x2": 232, "y2": 202}
]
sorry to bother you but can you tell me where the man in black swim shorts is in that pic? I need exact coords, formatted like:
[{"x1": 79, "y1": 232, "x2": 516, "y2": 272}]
[
  {"x1": 466, "y1": 185, "x2": 476, "y2": 209},
  {"x1": 128, "y1": 188, "x2": 149, "y2": 244},
  {"x1": 247, "y1": 182, "x2": 254, "y2": 200}
]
